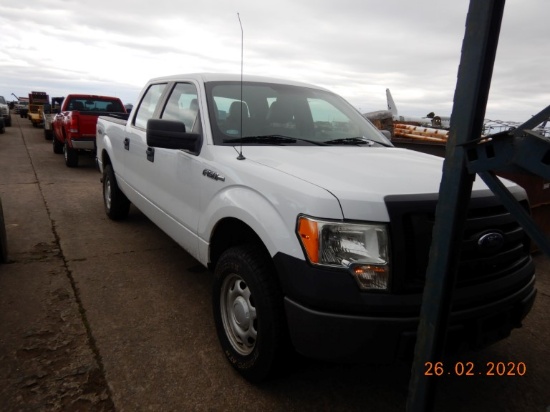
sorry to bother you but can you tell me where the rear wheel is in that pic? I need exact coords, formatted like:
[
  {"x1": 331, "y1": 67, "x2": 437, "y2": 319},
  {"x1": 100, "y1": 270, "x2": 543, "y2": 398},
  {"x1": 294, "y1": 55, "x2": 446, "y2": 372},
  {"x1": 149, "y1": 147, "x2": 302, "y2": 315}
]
[
  {"x1": 64, "y1": 143, "x2": 79, "y2": 167},
  {"x1": 103, "y1": 164, "x2": 130, "y2": 220},
  {"x1": 213, "y1": 245, "x2": 289, "y2": 382},
  {"x1": 52, "y1": 137, "x2": 63, "y2": 154},
  {"x1": 52, "y1": 129, "x2": 64, "y2": 154}
]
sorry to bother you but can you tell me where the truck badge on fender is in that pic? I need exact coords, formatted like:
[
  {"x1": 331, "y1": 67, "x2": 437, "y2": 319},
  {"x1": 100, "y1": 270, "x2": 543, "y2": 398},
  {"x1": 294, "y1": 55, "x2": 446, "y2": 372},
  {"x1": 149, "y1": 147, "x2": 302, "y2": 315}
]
[{"x1": 203, "y1": 169, "x2": 225, "y2": 182}]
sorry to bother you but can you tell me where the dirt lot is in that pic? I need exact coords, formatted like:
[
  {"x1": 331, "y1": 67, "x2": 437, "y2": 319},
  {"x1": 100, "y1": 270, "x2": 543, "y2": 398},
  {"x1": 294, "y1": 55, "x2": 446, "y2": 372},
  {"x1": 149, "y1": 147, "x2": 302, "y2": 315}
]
[{"x1": 0, "y1": 115, "x2": 549, "y2": 411}]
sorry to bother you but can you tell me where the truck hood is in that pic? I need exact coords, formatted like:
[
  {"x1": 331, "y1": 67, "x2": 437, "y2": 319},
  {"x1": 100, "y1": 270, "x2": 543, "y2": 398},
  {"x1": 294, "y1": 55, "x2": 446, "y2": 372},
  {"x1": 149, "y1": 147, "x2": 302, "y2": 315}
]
[{"x1": 245, "y1": 146, "x2": 508, "y2": 221}]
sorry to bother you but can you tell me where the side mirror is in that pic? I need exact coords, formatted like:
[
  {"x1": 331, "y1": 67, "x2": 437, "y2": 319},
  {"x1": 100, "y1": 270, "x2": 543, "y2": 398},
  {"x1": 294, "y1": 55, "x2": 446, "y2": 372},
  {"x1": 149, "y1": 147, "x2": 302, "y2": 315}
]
[{"x1": 146, "y1": 119, "x2": 201, "y2": 153}]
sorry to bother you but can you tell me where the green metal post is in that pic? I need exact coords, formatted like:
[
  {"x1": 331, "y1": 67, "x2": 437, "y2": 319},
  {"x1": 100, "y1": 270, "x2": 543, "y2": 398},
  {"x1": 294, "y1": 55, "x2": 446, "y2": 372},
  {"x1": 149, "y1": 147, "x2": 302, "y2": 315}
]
[{"x1": 406, "y1": 1, "x2": 506, "y2": 410}]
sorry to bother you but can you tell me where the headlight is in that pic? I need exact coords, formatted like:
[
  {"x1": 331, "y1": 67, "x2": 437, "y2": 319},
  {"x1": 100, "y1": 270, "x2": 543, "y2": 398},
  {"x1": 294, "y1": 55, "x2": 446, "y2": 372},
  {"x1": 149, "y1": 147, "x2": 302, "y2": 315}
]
[{"x1": 296, "y1": 216, "x2": 390, "y2": 291}]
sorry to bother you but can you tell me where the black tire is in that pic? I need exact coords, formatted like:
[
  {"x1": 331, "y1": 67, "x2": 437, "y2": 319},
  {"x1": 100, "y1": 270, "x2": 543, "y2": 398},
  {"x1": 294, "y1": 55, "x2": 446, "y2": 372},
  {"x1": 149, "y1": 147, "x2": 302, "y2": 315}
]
[
  {"x1": 0, "y1": 197, "x2": 8, "y2": 263},
  {"x1": 64, "y1": 143, "x2": 79, "y2": 167},
  {"x1": 213, "y1": 245, "x2": 289, "y2": 382},
  {"x1": 103, "y1": 164, "x2": 130, "y2": 220},
  {"x1": 5, "y1": 116, "x2": 11, "y2": 127},
  {"x1": 52, "y1": 137, "x2": 63, "y2": 154},
  {"x1": 52, "y1": 129, "x2": 64, "y2": 154}
]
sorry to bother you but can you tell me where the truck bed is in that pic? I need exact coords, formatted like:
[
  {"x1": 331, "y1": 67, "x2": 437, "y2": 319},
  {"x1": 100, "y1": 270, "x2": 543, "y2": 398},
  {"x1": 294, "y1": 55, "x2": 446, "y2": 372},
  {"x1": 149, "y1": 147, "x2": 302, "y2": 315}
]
[{"x1": 98, "y1": 114, "x2": 129, "y2": 126}]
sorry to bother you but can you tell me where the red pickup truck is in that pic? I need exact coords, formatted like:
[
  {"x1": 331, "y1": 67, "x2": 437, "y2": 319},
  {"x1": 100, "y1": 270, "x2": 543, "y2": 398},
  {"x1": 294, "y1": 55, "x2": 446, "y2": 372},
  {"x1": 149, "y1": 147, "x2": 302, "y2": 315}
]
[{"x1": 52, "y1": 94, "x2": 127, "y2": 167}]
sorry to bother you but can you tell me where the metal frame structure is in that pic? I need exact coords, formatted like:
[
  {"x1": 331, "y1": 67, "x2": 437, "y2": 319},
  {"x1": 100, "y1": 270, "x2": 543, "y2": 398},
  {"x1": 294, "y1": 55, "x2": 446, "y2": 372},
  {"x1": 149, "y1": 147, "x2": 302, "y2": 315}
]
[{"x1": 405, "y1": 0, "x2": 549, "y2": 410}]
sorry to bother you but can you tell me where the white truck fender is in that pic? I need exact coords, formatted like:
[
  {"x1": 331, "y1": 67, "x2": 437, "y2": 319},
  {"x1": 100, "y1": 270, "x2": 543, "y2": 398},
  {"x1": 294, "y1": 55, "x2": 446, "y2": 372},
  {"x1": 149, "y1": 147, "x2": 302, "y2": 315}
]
[{"x1": 197, "y1": 185, "x2": 342, "y2": 265}]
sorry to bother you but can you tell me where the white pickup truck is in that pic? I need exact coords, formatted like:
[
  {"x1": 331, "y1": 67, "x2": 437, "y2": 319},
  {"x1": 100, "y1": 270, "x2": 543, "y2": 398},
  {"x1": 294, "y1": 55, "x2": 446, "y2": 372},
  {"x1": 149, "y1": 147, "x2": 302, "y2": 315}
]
[{"x1": 96, "y1": 73, "x2": 536, "y2": 382}]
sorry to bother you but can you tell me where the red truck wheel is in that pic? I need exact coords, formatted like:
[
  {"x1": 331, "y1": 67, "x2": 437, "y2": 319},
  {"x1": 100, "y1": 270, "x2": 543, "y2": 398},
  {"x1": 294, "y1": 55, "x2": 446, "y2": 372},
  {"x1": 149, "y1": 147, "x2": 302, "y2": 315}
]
[
  {"x1": 52, "y1": 136, "x2": 63, "y2": 154},
  {"x1": 64, "y1": 143, "x2": 79, "y2": 167}
]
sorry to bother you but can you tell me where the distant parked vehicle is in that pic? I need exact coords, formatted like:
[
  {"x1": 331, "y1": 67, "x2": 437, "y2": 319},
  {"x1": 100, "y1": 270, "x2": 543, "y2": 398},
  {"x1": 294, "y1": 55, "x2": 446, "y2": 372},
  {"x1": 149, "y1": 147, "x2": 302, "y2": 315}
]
[
  {"x1": 52, "y1": 94, "x2": 127, "y2": 167},
  {"x1": 17, "y1": 99, "x2": 29, "y2": 117},
  {"x1": 124, "y1": 103, "x2": 134, "y2": 114},
  {"x1": 42, "y1": 97, "x2": 65, "y2": 140},
  {"x1": 28, "y1": 91, "x2": 49, "y2": 127},
  {"x1": 0, "y1": 96, "x2": 12, "y2": 127}
]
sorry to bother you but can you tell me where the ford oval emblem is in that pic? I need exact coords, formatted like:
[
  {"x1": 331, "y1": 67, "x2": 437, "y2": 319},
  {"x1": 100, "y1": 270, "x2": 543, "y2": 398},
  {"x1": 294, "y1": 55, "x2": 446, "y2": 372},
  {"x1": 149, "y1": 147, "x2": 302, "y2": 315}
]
[{"x1": 477, "y1": 232, "x2": 505, "y2": 252}]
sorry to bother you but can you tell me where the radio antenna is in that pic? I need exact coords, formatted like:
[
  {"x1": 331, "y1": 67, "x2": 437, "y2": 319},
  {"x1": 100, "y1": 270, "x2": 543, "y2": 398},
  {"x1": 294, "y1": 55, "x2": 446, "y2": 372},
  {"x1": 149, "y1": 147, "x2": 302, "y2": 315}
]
[{"x1": 237, "y1": 12, "x2": 245, "y2": 160}]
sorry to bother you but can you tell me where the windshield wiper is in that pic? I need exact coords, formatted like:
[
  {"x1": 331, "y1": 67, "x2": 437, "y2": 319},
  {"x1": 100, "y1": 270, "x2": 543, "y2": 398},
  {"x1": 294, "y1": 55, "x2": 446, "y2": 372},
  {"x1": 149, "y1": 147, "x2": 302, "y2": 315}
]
[
  {"x1": 323, "y1": 137, "x2": 391, "y2": 147},
  {"x1": 223, "y1": 135, "x2": 327, "y2": 145}
]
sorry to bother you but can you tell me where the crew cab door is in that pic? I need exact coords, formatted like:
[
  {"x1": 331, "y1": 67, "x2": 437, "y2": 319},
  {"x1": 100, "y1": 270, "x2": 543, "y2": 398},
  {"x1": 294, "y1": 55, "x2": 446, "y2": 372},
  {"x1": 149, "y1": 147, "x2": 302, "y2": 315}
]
[
  {"x1": 123, "y1": 82, "x2": 167, "y2": 197},
  {"x1": 125, "y1": 81, "x2": 203, "y2": 258}
]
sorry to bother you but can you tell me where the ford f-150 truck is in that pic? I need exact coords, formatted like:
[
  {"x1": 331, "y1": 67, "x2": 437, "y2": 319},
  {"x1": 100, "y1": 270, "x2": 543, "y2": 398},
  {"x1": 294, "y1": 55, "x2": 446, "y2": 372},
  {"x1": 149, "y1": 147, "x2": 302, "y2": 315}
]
[
  {"x1": 96, "y1": 73, "x2": 536, "y2": 382},
  {"x1": 53, "y1": 94, "x2": 126, "y2": 167}
]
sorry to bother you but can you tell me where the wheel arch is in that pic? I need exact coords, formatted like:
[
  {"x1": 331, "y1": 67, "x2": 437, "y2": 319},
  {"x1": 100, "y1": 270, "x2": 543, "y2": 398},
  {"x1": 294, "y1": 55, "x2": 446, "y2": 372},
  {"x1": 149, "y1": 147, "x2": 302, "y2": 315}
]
[
  {"x1": 101, "y1": 148, "x2": 113, "y2": 168},
  {"x1": 98, "y1": 136, "x2": 115, "y2": 173},
  {"x1": 208, "y1": 217, "x2": 271, "y2": 271}
]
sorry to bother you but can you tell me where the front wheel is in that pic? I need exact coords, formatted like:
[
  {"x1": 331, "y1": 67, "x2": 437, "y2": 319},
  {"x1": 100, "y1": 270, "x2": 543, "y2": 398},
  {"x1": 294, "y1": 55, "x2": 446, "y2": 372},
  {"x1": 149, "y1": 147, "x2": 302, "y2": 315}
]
[
  {"x1": 213, "y1": 245, "x2": 289, "y2": 382},
  {"x1": 103, "y1": 164, "x2": 130, "y2": 220}
]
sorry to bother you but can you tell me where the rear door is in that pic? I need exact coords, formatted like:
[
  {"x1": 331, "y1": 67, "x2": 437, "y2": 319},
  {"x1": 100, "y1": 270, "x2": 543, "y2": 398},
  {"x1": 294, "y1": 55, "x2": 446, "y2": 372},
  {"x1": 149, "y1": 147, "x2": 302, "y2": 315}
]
[{"x1": 124, "y1": 83, "x2": 168, "y2": 199}]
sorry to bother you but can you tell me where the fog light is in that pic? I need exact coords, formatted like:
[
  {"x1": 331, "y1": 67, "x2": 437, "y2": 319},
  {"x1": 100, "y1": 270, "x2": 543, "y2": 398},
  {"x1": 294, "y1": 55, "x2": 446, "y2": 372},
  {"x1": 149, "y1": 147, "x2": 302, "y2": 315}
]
[{"x1": 347, "y1": 263, "x2": 389, "y2": 290}]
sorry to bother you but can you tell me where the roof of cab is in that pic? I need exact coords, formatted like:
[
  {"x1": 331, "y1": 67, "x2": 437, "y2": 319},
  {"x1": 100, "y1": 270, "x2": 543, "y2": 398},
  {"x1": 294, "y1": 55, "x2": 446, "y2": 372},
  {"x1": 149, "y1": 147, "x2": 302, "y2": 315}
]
[{"x1": 147, "y1": 73, "x2": 330, "y2": 91}]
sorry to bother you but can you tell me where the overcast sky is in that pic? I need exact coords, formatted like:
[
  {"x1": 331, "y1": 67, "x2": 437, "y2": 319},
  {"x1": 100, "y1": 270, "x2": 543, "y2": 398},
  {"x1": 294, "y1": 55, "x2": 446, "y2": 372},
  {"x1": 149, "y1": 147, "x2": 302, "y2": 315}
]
[{"x1": 1, "y1": 0, "x2": 548, "y2": 123}]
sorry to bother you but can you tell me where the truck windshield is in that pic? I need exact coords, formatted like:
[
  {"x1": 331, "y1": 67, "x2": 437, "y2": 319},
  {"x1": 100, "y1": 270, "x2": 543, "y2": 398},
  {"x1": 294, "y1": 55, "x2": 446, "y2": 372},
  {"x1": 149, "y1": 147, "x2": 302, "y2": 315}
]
[{"x1": 205, "y1": 81, "x2": 391, "y2": 147}]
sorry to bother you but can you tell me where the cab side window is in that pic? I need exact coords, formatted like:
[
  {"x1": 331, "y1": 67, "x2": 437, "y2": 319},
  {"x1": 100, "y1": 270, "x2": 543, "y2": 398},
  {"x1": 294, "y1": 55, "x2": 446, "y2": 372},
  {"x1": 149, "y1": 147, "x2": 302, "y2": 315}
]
[
  {"x1": 161, "y1": 83, "x2": 199, "y2": 132},
  {"x1": 133, "y1": 83, "x2": 167, "y2": 129}
]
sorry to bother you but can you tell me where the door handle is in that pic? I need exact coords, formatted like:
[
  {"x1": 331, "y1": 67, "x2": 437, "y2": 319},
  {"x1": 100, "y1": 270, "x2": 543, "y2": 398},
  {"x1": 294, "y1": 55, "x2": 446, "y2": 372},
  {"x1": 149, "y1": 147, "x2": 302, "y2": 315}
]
[
  {"x1": 146, "y1": 147, "x2": 155, "y2": 162},
  {"x1": 124, "y1": 138, "x2": 130, "y2": 150}
]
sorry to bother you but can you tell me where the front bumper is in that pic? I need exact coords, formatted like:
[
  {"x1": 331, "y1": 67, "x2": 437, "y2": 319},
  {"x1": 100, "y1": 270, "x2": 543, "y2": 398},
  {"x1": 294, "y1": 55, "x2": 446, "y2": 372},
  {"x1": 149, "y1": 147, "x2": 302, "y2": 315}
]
[
  {"x1": 274, "y1": 252, "x2": 536, "y2": 363},
  {"x1": 284, "y1": 276, "x2": 536, "y2": 363}
]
